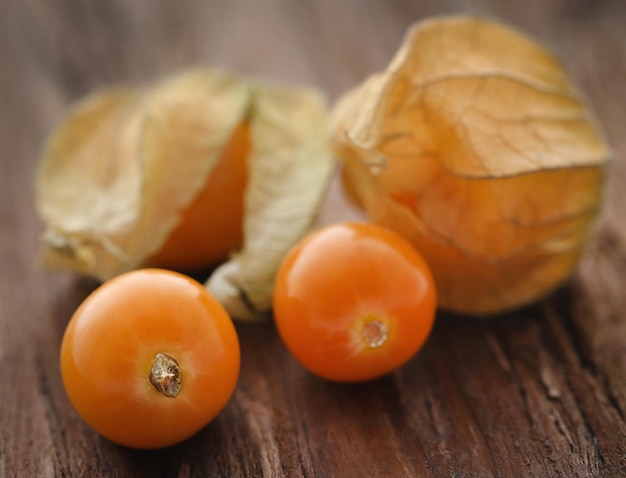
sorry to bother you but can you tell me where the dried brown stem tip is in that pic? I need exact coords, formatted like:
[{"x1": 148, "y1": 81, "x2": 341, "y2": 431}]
[
  {"x1": 150, "y1": 353, "x2": 181, "y2": 398},
  {"x1": 361, "y1": 319, "x2": 388, "y2": 348}
]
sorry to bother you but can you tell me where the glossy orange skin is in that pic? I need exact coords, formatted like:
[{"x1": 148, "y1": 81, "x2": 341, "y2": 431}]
[
  {"x1": 150, "y1": 122, "x2": 250, "y2": 270},
  {"x1": 60, "y1": 269, "x2": 240, "y2": 449},
  {"x1": 273, "y1": 222, "x2": 437, "y2": 382}
]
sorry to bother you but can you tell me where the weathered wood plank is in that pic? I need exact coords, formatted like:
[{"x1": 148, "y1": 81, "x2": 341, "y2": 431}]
[{"x1": 0, "y1": 0, "x2": 624, "y2": 476}]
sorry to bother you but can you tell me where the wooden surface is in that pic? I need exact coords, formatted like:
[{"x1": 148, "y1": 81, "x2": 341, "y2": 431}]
[{"x1": 1, "y1": 0, "x2": 625, "y2": 476}]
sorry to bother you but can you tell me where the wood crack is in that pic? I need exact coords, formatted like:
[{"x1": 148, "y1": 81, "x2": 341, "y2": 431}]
[
  {"x1": 377, "y1": 374, "x2": 431, "y2": 477},
  {"x1": 600, "y1": 373, "x2": 626, "y2": 423},
  {"x1": 551, "y1": 280, "x2": 626, "y2": 427},
  {"x1": 34, "y1": 351, "x2": 70, "y2": 478},
  {"x1": 439, "y1": 343, "x2": 500, "y2": 477},
  {"x1": 542, "y1": 301, "x2": 620, "y2": 474}
]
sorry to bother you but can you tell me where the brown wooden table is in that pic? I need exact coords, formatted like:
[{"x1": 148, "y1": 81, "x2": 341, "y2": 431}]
[{"x1": 1, "y1": 1, "x2": 625, "y2": 476}]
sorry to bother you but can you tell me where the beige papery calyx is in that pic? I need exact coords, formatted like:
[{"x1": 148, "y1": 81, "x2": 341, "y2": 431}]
[
  {"x1": 331, "y1": 16, "x2": 611, "y2": 316},
  {"x1": 37, "y1": 68, "x2": 334, "y2": 320}
]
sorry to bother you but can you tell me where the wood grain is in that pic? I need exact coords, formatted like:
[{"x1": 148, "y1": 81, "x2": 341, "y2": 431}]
[{"x1": 1, "y1": 0, "x2": 625, "y2": 476}]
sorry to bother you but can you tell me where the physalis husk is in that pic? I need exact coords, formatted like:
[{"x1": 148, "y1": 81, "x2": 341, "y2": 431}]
[
  {"x1": 36, "y1": 68, "x2": 334, "y2": 320},
  {"x1": 331, "y1": 16, "x2": 611, "y2": 316}
]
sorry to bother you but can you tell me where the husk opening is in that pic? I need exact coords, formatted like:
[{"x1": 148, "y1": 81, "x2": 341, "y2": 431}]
[{"x1": 36, "y1": 68, "x2": 334, "y2": 320}]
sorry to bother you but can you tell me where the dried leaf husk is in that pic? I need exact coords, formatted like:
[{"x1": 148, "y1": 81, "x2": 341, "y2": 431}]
[
  {"x1": 36, "y1": 68, "x2": 334, "y2": 320},
  {"x1": 37, "y1": 69, "x2": 250, "y2": 279},
  {"x1": 331, "y1": 16, "x2": 611, "y2": 316},
  {"x1": 207, "y1": 84, "x2": 335, "y2": 320}
]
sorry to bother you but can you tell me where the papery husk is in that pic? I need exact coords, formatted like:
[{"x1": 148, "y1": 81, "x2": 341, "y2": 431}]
[
  {"x1": 331, "y1": 16, "x2": 612, "y2": 316},
  {"x1": 206, "y1": 84, "x2": 334, "y2": 320},
  {"x1": 37, "y1": 69, "x2": 250, "y2": 280},
  {"x1": 37, "y1": 68, "x2": 334, "y2": 320}
]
